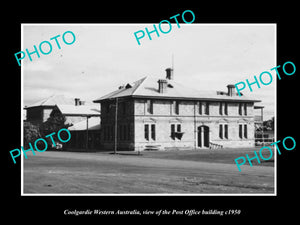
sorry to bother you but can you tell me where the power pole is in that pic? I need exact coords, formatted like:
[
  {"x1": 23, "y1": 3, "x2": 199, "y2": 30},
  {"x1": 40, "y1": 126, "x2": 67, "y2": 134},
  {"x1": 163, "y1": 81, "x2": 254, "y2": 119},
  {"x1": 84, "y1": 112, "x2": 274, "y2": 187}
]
[
  {"x1": 86, "y1": 116, "x2": 89, "y2": 150},
  {"x1": 114, "y1": 98, "x2": 118, "y2": 154}
]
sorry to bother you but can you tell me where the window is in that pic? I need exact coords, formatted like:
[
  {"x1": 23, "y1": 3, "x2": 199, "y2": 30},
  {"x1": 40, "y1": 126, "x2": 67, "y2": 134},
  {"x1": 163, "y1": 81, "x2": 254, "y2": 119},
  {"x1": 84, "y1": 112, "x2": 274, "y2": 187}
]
[
  {"x1": 239, "y1": 103, "x2": 242, "y2": 115},
  {"x1": 239, "y1": 103, "x2": 247, "y2": 116},
  {"x1": 173, "y1": 101, "x2": 179, "y2": 115},
  {"x1": 244, "y1": 124, "x2": 248, "y2": 138},
  {"x1": 198, "y1": 102, "x2": 202, "y2": 115},
  {"x1": 171, "y1": 123, "x2": 183, "y2": 140},
  {"x1": 171, "y1": 124, "x2": 175, "y2": 139},
  {"x1": 239, "y1": 124, "x2": 243, "y2": 139},
  {"x1": 177, "y1": 124, "x2": 181, "y2": 133},
  {"x1": 219, "y1": 124, "x2": 228, "y2": 139},
  {"x1": 239, "y1": 124, "x2": 248, "y2": 139},
  {"x1": 151, "y1": 124, "x2": 156, "y2": 140},
  {"x1": 144, "y1": 124, "x2": 149, "y2": 140},
  {"x1": 220, "y1": 102, "x2": 228, "y2": 115},
  {"x1": 224, "y1": 103, "x2": 228, "y2": 115},
  {"x1": 144, "y1": 124, "x2": 155, "y2": 141},
  {"x1": 224, "y1": 124, "x2": 228, "y2": 139},
  {"x1": 146, "y1": 100, "x2": 153, "y2": 114},
  {"x1": 204, "y1": 102, "x2": 209, "y2": 115}
]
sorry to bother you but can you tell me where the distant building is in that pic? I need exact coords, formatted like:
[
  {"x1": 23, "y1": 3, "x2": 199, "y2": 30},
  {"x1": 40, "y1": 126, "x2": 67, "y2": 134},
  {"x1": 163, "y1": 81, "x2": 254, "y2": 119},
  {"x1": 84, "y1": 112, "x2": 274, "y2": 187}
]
[
  {"x1": 24, "y1": 95, "x2": 75, "y2": 125},
  {"x1": 93, "y1": 68, "x2": 262, "y2": 151},
  {"x1": 24, "y1": 95, "x2": 101, "y2": 150},
  {"x1": 49, "y1": 104, "x2": 101, "y2": 150},
  {"x1": 50, "y1": 104, "x2": 100, "y2": 126}
]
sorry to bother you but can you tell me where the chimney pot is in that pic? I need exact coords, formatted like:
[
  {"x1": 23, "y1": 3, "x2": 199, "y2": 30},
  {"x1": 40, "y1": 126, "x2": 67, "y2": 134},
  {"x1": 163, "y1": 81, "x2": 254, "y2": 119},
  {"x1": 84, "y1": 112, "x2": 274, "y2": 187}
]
[
  {"x1": 227, "y1": 84, "x2": 236, "y2": 96},
  {"x1": 166, "y1": 68, "x2": 174, "y2": 80},
  {"x1": 158, "y1": 79, "x2": 168, "y2": 93},
  {"x1": 75, "y1": 98, "x2": 80, "y2": 106}
]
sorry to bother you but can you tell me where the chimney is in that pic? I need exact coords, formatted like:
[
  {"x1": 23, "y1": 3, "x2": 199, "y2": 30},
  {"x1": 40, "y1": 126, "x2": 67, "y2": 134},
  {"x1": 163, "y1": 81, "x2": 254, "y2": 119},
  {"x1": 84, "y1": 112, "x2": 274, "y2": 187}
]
[
  {"x1": 166, "y1": 68, "x2": 174, "y2": 80},
  {"x1": 75, "y1": 98, "x2": 80, "y2": 106},
  {"x1": 227, "y1": 84, "x2": 236, "y2": 96},
  {"x1": 158, "y1": 79, "x2": 168, "y2": 93}
]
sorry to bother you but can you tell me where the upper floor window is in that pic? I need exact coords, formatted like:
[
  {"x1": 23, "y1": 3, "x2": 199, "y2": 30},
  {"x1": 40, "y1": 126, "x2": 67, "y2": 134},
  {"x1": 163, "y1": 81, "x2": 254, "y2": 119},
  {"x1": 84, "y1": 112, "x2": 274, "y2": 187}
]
[
  {"x1": 198, "y1": 102, "x2": 202, "y2": 115},
  {"x1": 204, "y1": 102, "x2": 209, "y2": 115},
  {"x1": 220, "y1": 102, "x2": 228, "y2": 115},
  {"x1": 172, "y1": 101, "x2": 179, "y2": 115},
  {"x1": 239, "y1": 103, "x2": 247, "y2": 116},
  {"x1": 146, "y1": 100, "x2": 153, "y2": 114}
]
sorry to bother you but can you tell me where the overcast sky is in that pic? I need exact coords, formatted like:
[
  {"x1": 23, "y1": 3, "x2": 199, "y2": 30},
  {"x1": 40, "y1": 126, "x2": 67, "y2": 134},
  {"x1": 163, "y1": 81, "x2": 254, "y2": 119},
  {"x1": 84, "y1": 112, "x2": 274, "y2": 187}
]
[{"x1": 22, "y1": 24, "x2": 276, "y2": 120}]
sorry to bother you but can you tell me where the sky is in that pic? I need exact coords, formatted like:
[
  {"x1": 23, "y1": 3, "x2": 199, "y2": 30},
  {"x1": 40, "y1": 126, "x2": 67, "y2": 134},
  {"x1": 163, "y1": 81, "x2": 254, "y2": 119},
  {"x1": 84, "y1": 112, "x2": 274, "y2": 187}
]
[{"x1": 22, "y1": 24, "x2": 276, "y2": 120}]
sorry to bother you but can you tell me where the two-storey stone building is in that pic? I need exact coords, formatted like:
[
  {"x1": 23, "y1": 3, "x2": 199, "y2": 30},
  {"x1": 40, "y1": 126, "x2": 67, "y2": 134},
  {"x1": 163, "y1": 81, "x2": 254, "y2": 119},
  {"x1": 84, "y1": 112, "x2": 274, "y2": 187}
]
[{"x1": 93, "y1": 68, "x2": 261, "y2": 151}]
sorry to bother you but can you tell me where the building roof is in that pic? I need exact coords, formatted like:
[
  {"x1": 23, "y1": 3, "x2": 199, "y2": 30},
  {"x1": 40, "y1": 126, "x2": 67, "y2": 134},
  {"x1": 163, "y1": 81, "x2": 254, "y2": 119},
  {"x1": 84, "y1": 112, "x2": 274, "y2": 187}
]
[
  {"x1": 68, "y1": 117, "x2": 101, "y2": 131},
  {"x1": 25, "y1": 95, "x2": 75, "y2": 108},
  {"x1": 93, "y1": 76, "x2": 261, "y2": 103},
  {"x1": 55, "y1": 104, "x2": 100, "y2": 116}
]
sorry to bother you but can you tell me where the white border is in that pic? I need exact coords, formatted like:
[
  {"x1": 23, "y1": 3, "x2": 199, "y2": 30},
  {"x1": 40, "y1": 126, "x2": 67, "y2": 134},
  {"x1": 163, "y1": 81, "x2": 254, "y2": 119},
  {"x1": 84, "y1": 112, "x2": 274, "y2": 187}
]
[{"x1": 21, "y1": 23, "x2": 277, "y2": 196}]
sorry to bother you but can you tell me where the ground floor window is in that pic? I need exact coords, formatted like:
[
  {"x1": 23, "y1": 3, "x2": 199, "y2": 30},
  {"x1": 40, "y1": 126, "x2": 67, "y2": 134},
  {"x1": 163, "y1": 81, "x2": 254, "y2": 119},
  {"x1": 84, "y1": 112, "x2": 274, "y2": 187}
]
[
  {"x1": 219, "y1": 124, "x2": 228, "y2": 139},
  {"x1": 171, "y1": 123, "x2": 182, "y2": 140},
  {"x1": 145, "y1": 124, "x2": 156, "y2": 141},
  {"x1": 239, "y1": 124, "x2": 248, "y2": 139}
]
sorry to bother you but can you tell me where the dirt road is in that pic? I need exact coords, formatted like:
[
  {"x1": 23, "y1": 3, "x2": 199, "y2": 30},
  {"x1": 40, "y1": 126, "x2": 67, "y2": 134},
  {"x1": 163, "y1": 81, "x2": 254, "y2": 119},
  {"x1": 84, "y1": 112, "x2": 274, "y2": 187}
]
[{"x1": 23, "y1": 151, "x2": 275, "y2": 194}]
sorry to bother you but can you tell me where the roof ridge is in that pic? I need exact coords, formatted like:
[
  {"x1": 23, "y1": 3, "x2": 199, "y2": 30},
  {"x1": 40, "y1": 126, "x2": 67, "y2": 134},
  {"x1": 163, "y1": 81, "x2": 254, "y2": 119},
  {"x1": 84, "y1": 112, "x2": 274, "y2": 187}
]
[{"x1": 131, "y1": 76, "x2": 147, "y2": 96}]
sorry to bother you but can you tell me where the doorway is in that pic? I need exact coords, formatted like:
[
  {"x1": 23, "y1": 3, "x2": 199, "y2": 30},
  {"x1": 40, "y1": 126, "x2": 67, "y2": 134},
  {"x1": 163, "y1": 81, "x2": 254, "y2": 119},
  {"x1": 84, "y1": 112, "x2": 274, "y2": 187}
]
[{"x1": 198, "y1": 125, "x2": 209, "y2": 148}]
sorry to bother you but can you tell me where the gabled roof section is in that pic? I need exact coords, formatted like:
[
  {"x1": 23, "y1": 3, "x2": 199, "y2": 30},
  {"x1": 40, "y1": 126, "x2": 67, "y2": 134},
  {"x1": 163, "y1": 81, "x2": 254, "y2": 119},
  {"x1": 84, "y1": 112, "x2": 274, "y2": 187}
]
[
  {"x1": 25, "y1": 95, "x2": 74, "y2": 108},
  {"x1": 93, "y1": 77, "x2": 146, "y2": 102},
  {"x1": 93, "y1": 76, "x2": 260, "y2": 102}
]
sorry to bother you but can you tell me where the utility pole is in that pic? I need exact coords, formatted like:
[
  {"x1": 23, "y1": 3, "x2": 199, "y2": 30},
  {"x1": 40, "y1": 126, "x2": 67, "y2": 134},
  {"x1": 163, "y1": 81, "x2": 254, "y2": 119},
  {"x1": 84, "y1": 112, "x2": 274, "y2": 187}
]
[
  {"x1": 86, "y1": 116, "x2": 89, "y2": 150},
  {"x1": 114, "y1": 98, "x2": 118, "y2": 154}
]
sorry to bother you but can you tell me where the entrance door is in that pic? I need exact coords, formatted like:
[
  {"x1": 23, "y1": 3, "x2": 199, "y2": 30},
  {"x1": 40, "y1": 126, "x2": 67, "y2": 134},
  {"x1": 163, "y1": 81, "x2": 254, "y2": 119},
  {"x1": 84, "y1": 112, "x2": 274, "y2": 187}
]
[{"x1": 197, "y1": 126, "x2": 209, "y2": 148}]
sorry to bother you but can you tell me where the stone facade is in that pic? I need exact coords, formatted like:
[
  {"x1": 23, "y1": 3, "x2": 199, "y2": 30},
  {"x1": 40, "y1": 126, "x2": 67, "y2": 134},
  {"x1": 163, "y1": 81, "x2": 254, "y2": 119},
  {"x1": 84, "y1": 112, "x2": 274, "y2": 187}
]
[{"x1": 99, "y1": 98, "x2": 255, "y2": 151}]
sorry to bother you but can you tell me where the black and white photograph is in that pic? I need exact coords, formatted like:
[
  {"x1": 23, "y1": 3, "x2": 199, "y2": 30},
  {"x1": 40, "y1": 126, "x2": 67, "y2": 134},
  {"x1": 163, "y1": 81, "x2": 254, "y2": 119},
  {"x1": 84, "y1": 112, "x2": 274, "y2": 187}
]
[
  {"x1": 4, "y1": 4, "x2": 298, "y2": 222},
  {"x1": 21, "y1": 24, "x2": 276, "y2": 195}
]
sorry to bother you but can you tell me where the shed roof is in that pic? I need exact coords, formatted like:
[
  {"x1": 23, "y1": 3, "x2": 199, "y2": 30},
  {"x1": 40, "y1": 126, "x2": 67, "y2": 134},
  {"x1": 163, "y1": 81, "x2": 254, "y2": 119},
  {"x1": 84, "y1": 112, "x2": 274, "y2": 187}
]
[
  {"x1": 68, "y1": 117, "x2": 101, "y2": 131},
  {"x1": 55, "y1": 104, "x2": 100, "y2": 116}
]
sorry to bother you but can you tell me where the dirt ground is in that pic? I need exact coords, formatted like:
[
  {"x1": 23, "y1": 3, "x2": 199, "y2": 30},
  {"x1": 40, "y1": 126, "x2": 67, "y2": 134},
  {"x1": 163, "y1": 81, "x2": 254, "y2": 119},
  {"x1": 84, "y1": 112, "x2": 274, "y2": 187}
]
[{"x1": 23, "y1": 149, "x2": 275, "y2": 194}]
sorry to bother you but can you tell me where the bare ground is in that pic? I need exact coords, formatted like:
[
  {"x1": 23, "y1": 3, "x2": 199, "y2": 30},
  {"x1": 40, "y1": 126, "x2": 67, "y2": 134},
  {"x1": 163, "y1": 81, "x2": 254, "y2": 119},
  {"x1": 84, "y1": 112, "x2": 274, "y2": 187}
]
[{"x1": 23, "y1": 150, "x2": 275, "y2": 194}]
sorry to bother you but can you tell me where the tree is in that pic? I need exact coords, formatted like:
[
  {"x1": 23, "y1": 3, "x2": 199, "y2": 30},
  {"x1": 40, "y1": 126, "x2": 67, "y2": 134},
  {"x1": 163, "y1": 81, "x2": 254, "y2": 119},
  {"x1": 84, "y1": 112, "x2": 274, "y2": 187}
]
[
  {"x1": 263, "y1": 117, "x2": 274, "y2": 131},
  {"x1": 39, "y1": 109, "x2": 71, "y2": 147},
  {"x1": 23, "y1": 122, "x2": 41, "y2": 148}
]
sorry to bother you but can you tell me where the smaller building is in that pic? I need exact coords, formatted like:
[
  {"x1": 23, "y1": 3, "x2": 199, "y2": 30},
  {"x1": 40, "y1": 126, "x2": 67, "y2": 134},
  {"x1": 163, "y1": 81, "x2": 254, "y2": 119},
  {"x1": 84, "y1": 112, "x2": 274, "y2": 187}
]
[
  {"x1": 67, "y1": 117, "x2": 101, "y2": 150},
  {"x1": 24, "y1": 95, "x2": 77, "y2": 125},
  {"x1": 50, "y1": 104, "x2": 101, "y2": 150}
]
